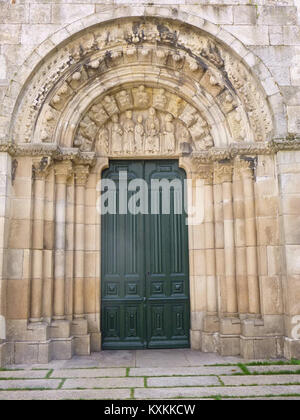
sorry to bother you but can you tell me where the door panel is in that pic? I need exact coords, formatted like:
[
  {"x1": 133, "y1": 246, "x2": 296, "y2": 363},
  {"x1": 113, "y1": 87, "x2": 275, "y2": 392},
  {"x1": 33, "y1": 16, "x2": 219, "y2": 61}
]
[{"x1": 101, "y1": 160, "x2": 190, "y2": 349}]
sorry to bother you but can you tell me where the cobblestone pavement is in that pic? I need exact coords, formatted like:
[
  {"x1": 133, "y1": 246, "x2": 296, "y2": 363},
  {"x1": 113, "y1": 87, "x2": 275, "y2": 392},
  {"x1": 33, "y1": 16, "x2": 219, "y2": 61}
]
[{"x1": 1, "y1": 350, "x2": 300, "y2": 400}]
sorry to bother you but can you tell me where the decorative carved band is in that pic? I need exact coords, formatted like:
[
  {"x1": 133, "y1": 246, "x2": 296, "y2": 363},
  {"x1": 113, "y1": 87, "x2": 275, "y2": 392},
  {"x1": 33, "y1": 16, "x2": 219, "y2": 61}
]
[{"x1": 1, "y1": 138, "x2": 300, "y2": 163}]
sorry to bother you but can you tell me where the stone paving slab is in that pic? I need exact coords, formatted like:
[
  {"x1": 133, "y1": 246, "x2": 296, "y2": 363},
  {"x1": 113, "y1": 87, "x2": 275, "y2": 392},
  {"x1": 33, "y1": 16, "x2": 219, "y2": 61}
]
[
  {"x1": 62, "y1": 377, "x2": 144, "y2": 389},
  {"x1": 129, "y1": 366, "x2": 241, "y2": 377},
  {"x1": 0, "y1": 379, "x2": 61, "y2": 390},
  {"x1": 147, "y1": 376, "x2": 220, "y2": 387},
  {"x1": 248, "y1": 366, "x2": 300, "y2": 374},
  {"x1": 0, "y1": 389, "x2": 131, "y2": 400},
  {"x1": 51, "y1": 368, "x2": 126, "y2": 378},
  {"x1": 0, "y1": 370, "x2": 49, "y2": 379},
  {"x1": 221, "y1": 375, "x2": 300, "y2": 386},
  {"x1": 134, "y1": 385, "x2": 300, "y2": 399}
]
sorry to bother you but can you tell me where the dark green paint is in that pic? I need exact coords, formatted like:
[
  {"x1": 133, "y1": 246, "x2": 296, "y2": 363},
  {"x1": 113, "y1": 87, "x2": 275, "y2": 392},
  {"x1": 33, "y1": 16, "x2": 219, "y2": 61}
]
[{"x1": 101, "y1": 160, "x2": 190, "y2": 349}]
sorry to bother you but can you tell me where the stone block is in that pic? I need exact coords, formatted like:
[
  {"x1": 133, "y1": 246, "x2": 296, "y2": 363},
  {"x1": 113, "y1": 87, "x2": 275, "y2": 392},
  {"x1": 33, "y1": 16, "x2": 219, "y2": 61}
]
[
  {"x1": 219, "y1": 336, "x2": 240, "y2": 357},
  {"x1": 0, "y1": 379, "x2": 60, "y2": 390},
  {"x1": 29, "y1": 4, "x2": 51, "y2": 24},
  {"x1": 222, "y1": 375, "x2": 300, "y2": 386},
  {"x1": 201, "y1": 332, "x2": 220, "y2": 354},
  {"x1": 287, "y1": 106, "x2": 300, "y2": 134},
  {"x1": 220, "y1": 318, "x2": 241, "y2": 335},
  {"x1": 71, "y1": 319, "x2": 88, "y2": 336},
  {"x1": 14, "y1": 341, "x2": 51, "y2": 364},
  {"x1": 90, "y1": 332, "x2": 101, "y2": 352},
  {"x1": 50, "y1": 320, "x2": 71, "y2": 339},
  {"x1": 222, "y1": 25, "x2": 269, "y2": 46},
  {"x1": 51, "y1": 368, "x2": 126, "y2": 379},
  {"x1": 63, "y1": 377, "x2": 144, "y2": 389},
  {"x1": 190, "y1": 329, "x2": 201, "y2": 350},
  {"x1": 148, "y1": 375, "x2": 220, "y2": 387},
  {"x1": 284, "y1": 337, "x2": 300, "y2": 359},
  {"x1": 50, "y1": 338, "x2": 74, "y2": 361},
  {"x1": 52, "y1": 4, "x2": 95, "y2": 24},
  {"x1": 74, "y1": 335, "x2": 90, "y2": 356}
]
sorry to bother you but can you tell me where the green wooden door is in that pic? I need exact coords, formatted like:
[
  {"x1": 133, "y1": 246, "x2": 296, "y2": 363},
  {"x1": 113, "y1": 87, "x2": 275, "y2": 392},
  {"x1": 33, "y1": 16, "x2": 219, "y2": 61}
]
[{"x1": 101, "y1": 160, "x2": 190, "y2": 349}]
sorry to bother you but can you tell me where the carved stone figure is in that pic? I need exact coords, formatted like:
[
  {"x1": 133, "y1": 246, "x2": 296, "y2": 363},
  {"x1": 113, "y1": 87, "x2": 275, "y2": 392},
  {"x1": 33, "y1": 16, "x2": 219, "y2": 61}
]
[
  {"x1": 164, "y1": 114, "x2": 176, "y2": 153},
  {"x1": 135, "y1": 85, "x2": 150, "y2": 109},
  {"x1": 135, "y1": 115, "x2": 145, "y2": 153},
  {"x1": 89, "y1": 104, "x2": 109, "y2": 126},
  {"x1": 153, "y1": 89, "x2": 167, "y2": 110},
  {"x1": 116, "y1": 90, "x2": 133, "y2": 111},
  {"x1": 96, "y1": 127, "x2": 109, "y2": 155},
  {"x1": 123, "y1": 110, "x2": 135, "y2": 153},
  {"x1": 145, "y1": 107, "x2": 160, "y2": 153},
  {"x1": 111, "y1": 114, "x2": 123, "y2": 153},
  {"x1": 103, "y1": 95, "x2": 119, "y2": 116},
  {"x1": 79, "y1": 116, "x2": 98, "y2": 142}
]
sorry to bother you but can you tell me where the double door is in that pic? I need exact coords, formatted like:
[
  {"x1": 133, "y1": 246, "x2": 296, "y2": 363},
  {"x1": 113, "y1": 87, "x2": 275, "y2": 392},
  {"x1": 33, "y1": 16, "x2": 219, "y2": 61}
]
[{"x1": 101, "y1": 160, "x2": 190, "y2": 349}]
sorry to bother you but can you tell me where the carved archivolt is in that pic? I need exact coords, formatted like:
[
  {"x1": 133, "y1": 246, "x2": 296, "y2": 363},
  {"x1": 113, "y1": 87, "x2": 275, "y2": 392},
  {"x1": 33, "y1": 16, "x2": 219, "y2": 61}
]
[{"x1": 10, "y1": 17, "x2": 274, "y2": 152}]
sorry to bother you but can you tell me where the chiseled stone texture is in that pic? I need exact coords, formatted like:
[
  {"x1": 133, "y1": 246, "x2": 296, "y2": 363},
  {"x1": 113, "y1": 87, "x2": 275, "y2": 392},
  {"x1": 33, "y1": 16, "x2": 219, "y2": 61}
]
[{"x1": 0, "y1": 0, "x2": 300, "y2": 366}]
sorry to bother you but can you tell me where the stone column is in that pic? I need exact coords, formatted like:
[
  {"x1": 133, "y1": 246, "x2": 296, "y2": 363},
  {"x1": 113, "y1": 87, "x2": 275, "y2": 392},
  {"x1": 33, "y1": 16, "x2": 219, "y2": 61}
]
[
  {"x1": 53, "y1": 162, "x2": 72, "y2": 320},
  {"x1": 233, "y1": 161, "x2": 249, "y2": 316},
  {"x1": 74, "y1": 165, "x2": 89, "y2": 319},
  {"x1": 199, "y1": 165, "x2": 219, "y2": 352},
  {"x1": 30, "y1": 157, "x2": 51, "y2": 323},
  {"x1": 216, "y1": 163, "x2": 240, "y2": 356},
  {"x1": 213, "y1": 169, "x2": 226, "y2": 315},
  {"x1": 216, "y1": 164, "x2": 238, "y2": 316},
  {"x1": 241, "y1": 159, "x2": 260, "y2": 316},
  {"x1": 0, "y1": 152, "x2": 11, "y2": 366}
]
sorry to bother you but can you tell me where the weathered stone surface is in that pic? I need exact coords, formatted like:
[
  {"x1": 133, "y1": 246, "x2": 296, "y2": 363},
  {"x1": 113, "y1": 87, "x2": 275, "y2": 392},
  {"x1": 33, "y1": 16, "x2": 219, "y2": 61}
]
[
  {"x1": 248, "y1": 365, "x2": 300, "y2": 374},
  {"x1": 0, "y1": 379, "x2": 61, "y2": 390},
  {"x1": 129, "y1": 366, "x2": 241, "y2": 377},
  {"x1": 0, "y1": 370, "x2": 49, "y2": 379},
  {"x1": 0, "y1": 389, "x2": 131, "y2": 400},
  {"x1": 147, "y1": 376, "x2": 220, "y2": 387},
  {"x1": 221, "y1": 375, "x2": 300, "y2": 386},
  {"x1": 135, "y1": 385, "x2": 300, "y2": 399},
  {"x1": 62, "y1": 377, "x2": 144, "y2": 389},
  {"x1": 51, "y1": 368, "x2": 126, "y2": 378}
]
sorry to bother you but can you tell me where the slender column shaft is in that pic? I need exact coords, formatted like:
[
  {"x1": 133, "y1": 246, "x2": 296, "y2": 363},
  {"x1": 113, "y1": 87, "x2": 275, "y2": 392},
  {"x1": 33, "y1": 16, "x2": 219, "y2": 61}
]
[
  {"x1": 30, "y1": 159, "x2": 49, "y2": 322},
  {"x1": 242, "y1": 164, "x2": 261, "y2": 315},
  {"x1": 204, "y1": 175, "x2": 217, "y2": 315},
  {"x1": 53, "y1": 162, "x2": 72, "y2": 320},
  {"x1": 74, "y1": 166, "x2": 89, "y2": 319},
  {"x1": 213, "y1": 180, "x2": 225, "y2": 315},
  {"x1": 216, "y1": 164, "x2": 238, "y2": 316},
  {"x1": 233, "y1": 165, "x2": 249, "y2": 315}
]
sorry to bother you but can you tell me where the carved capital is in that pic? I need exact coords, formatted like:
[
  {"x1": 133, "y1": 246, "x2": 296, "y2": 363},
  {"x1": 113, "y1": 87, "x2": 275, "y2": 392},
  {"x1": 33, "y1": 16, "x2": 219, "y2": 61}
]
[
  {"x1": 54, "y1": 161, "x2": 73, "y2": 183},
  {"x1": 193, "y1": 163, "x2": 214, "y2": 184},
  {"x1": 32, "y1": 156, "x2": 52, "y2": 180},
  {"x1": 234, "y1": 158, "x2": 253, "y2": 179},
  {"x1": 214, "y1": 163, "x2": 233, "y2": 184},
  {"x1": 74, "y1": 164, "x2": 90, "y2": 186}
]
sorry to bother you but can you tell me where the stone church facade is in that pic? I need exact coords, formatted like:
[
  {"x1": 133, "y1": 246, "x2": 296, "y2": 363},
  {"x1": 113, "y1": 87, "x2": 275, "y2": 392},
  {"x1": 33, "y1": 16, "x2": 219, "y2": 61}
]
[{"x1": 0, "y1": 0, "x2": 300, "y2": 365}]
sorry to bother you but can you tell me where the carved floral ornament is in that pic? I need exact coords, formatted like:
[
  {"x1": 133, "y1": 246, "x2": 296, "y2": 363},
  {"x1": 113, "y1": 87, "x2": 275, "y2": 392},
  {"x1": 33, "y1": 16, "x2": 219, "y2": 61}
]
[{"x1": 9, "y1": 18, "x2": 275, "y2": 154}]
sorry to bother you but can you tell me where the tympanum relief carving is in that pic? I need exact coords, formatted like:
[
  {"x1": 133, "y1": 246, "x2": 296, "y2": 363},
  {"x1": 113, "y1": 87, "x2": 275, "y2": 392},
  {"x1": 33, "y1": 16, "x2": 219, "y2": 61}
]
[{"x1": 73, "y1": 86, "x2": 213, "y2": 156}]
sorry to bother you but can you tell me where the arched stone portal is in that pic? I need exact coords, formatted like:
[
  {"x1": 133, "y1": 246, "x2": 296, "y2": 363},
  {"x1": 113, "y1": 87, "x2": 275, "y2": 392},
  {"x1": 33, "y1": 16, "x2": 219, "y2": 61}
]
[{"x1": 0, "y1": 15, "x2": 295, "y2": 364}]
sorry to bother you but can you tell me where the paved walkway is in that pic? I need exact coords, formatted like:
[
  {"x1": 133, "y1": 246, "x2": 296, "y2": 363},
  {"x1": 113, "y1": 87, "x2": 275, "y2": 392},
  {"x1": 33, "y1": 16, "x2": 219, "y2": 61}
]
[{"x1": 1, "y1": 350, "x2": 300, "y2": 400}]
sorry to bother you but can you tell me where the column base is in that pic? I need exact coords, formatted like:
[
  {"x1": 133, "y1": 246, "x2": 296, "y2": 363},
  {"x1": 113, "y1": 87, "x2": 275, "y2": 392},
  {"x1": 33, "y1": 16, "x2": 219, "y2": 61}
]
[
  {"x1": 190, "y1": 329, "x2": 202, "y2": 350},
  {"x1": 284, "y1": 338, "x2": 300, "y2": 359},
  {"x1": 0, "y1": 341, "x2": 13, "y2": 367},
  {"x1": 51, "y1": 337, "x2": 75, "y2": 360},
  {"x1": 201, "y1": 332, "x2": 220, "y2": 353}
]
